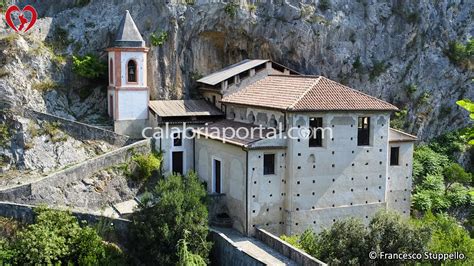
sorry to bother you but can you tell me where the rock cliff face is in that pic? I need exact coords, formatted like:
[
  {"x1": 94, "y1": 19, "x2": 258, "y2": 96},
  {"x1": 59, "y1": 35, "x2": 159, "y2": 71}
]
[{"x1": 1, "y1": 0, "x2": 473, "y2": 141}]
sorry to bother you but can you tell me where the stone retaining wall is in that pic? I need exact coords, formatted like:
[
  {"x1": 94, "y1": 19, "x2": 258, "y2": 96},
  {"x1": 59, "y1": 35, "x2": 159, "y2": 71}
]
[
  {"x1": 209, "y1": 228, "x2": 265, "y2": 266},
  {"x1": 0, "y1": 139, "x2": 152, "y2": 201},
  {"x1": 255, "y1": 228, "x2": 326, "y2": 266},
  {"x1": 25, "y1": 109, "x2": 130, "y2": 146},
  {"x1": 0, "y1": 201, "x2": 130, "y2": 244}
]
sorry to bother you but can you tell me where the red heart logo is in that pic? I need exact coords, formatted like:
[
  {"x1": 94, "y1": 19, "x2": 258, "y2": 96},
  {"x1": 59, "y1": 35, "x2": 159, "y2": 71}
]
[{"x1": 5, "y1": 5, "x2": 37, "y2": 33}]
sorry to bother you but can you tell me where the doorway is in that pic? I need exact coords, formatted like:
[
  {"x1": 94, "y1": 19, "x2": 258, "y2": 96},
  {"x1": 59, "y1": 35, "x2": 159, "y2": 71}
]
[
  {"x1": 172, "y1": 151, "x2": 184, "y2": 175},
  {"x1": 212, "y1": 159, "x2": 222, "y2": 193}
]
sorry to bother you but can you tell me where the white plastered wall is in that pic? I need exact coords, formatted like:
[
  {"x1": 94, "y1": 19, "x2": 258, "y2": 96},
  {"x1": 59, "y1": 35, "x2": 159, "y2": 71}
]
[
  {"x1": 387, "y1": 142, "x2": 414, "y2": 217},
  {"x1": 195, "y1": 137, "x2": 247, "y2": 233},
  {"x1": 154, "y1": 125, "x2": 195, "y2": 177},
  {"x1": 117, "y1": 90, "x2": 148, "y2": 120},
  {"x1": 120, "y1": 51, "x2": 147, "y2": 87},
  {"x1": 283, "y1": 111, "x2": 391, "y2": 235}
]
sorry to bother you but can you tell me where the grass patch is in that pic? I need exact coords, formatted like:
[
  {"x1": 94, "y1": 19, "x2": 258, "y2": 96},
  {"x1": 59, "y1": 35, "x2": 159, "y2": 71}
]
[
  {"x1": 32, "y1": 79, "x2": 59, "y2": 92},
  {"x1": 41, "y1": 121, "x2": 68, "y2": 143}
]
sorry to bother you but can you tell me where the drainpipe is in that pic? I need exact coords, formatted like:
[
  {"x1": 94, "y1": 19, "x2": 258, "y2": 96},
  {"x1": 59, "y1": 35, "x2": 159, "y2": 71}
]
[
  {"x1": 193, "y1": 135, "x2": 196, "y2": 171},
  {"x1": 243, "y1": 146, "x2": 249, "y2": 236}
]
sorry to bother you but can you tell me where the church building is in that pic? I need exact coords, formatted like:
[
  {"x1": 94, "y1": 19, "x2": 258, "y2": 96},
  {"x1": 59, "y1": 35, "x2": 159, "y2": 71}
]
[{"x1": 107, "y1": 11, "x2": 417, "y2": 237}]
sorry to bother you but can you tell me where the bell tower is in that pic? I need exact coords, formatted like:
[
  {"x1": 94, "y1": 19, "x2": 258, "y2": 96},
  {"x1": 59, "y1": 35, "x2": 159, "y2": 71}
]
[{"x1": 106, "y1": 10, "x2": 149, "y2": 137}]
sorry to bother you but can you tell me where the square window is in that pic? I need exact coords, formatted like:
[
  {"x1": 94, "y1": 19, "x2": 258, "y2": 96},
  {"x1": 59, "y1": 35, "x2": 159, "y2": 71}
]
[
  {"x1": 309, "y1": 117, "x2": 323, "y2": 147},
  {"x1": 390, "y1": 147, "x2": 400, "y2": 166},
  {"x1": 173, "y1": 132, "x2": 182, "y2": 147},
  {"x1": 357, "y1": 117, "x2": 370, "y2": 146},
  {"x1": 263, "y1": 154, "x2": 275, "y2": 175}
]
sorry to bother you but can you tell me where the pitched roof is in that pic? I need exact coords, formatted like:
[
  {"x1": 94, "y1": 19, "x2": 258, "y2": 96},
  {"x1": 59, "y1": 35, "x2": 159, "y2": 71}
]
[
  {"x1": 148, "y1": 100, "x2": 222, "y2": 117},
  {"x1": 197, "y1": 59, "x2": 268, "y2": 86},
  {"x1": 221, "y1": 75, "x2": 399, "y2": 112},
  {"x1": 114, "y1": 10, "x2": 145, "y2": 47},
  {"x1": 389, "y1": 128, "x2": 418, "y2": 142},
  {"x1": 193, "y1": 119, "x2": 278, "y2": 147}
]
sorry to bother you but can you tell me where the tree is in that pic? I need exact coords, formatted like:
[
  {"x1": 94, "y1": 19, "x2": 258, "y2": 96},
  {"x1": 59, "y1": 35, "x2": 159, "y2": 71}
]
[
  {"x1": 6, "y1": 207, "x2": 120, "y2": 265},
  {"x1": 413, "y1": 146, "x2": 450, "y2": 184},
  {"x1": 72, "y1": 54, "x2": 107, "y2": 79},
  {"x1": 416, "y1": 212, "x2": 474, "y2": 264},
  {"x1": 128, "y1": 172, "x2": 211, "y2": 265},
  {"x1": 456, "y1": 99, "x2": 474, "y2": 145},
  {"x1": 412, "y1": 175, "x2": 451, "y2": 212},
  {"x1": 443, "y1": 163, "x2": 472, "y2": 190},
  {"x1": 367, "y1": 211, "x2": 429, "y2": 257},
  {"x1": 316, "y1": 218, "x2": 368, "y2": 265}
]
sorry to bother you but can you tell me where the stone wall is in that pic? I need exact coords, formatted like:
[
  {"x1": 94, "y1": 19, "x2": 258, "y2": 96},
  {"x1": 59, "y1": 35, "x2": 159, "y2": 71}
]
[
  {"x1": 0, "y1": 139, "x2": 152, "y2": 201},
  {"x1": 0, "y1": 201, "x2": 130, "y2": 243},
  {"x1": 255, "y1": 228, "x2": 326, "y2": 266},
  {"x1": 209, "y1": 228, "x2": 265, "y2": 266},
  {"x1": 25, "y1": 109, "x2": 130, "y2": 146}
]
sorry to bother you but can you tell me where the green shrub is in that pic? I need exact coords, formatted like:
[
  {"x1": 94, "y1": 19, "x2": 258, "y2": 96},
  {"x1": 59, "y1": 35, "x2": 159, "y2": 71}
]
[
  {"x1": 319, "y1": 0, "x2": 331, "y2": 11},
  {"x1": 0, "y1": 124, "x2": 10, "y2": 147},
  {"x1": 316, "y1": 218, "x2": 368, "y2": 265},
  {"x1": 418, "y1": 91, "x2": 431, "y2": 105},
  {"x1": 131, "y1": 153, "x2": 161, "y2": 181},
  {"x1": 405, "y1": 83, "x2": 417, "y2": 97},
  {"x1": 4, "y1": 207, "x2": 124, "y2": 265},
  {"x1": 415, "y1": 212, "x2": 474, "y2": 264},
  {"x1": 224, "y1": 2, "x2": 238, "y2": 18},
  {"x1": 367, "y1": 211, "x2": 429, "y2": 255},
  {"x1": 150, "y1": 30, "x2": 169, "y2": 47},
  {"x1": 129, "y1": 172, "x2": 211, "y2": 265},
  {"x1": 428, "y1": 130, "x2": 467, "y2": 160},
  {"x1": 413, "y1": 145, "x2": 450, "y2": 183},
  {"x1": 352, "y1": 56, "x2": 363, "y2": 74},
  {"x1": 280, "y1": 234, "x2": 301, "y2": 248},
  {"x1": 446, "y1": 183, "x2": 471, "y2": 207},
  {"x1": 369, "y1": 61, "x2": 387, "y2": 81},
  {"x1": 72, "y1": 54, "x2": 107, "y2": 79},
  {"x1": 444, "y1": 39, "x2": 473, "y2": 68},
  {"x1": 390, "y1": 108, "x2": 408, "y2": 129},
  {"x1": 247, "y1": 4, "x2": 257, "y2": 13},
  {"x1": 185, "y1": 0, "x2": 195, "y2": 5},
  {"x1": 46, "y1": 26, "x2": 73, "y2": 51},
  {"x1": 177, "y1": 232, "x2": 206, "y2": 266},
  {"x1": 32, "y1": 79, "x2": 59, "y2": 92}
]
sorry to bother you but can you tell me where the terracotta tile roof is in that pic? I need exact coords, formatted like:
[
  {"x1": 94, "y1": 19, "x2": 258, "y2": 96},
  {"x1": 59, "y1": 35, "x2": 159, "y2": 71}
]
[
  {"x1": 221, "y1": 75, "x2": 399, "y2": 111},
  {"x1": 389, "y1": 128, "x2": 418, "y2": 142},
  {"x1": 194, "y1": 119, "x2": 278, "y2": 147}
]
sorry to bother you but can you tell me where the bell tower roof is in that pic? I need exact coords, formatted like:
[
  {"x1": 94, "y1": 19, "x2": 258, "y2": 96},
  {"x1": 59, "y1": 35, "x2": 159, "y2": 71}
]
[{"x1": 114, "y1": 10, "x2": 145, "y2": 47}]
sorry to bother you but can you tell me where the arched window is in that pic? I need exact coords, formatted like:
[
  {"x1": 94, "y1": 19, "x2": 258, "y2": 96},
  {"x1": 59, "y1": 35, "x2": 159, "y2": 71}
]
[
  {"x1": 127, "y1": 60, "x2": 137, "y2": 83},
  {"x1": 109, "y1": 59, "x2": 113, "y2": 84}
]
